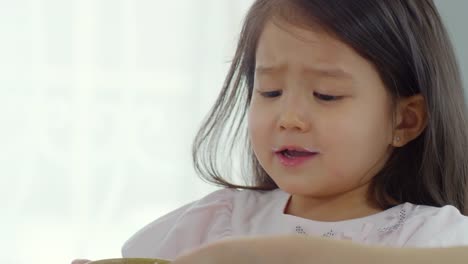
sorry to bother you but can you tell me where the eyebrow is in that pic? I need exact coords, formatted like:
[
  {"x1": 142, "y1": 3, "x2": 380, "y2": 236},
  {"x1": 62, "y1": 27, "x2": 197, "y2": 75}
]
[{"x1": 255, "y1": 65, "x2": 353, "y2": 79}]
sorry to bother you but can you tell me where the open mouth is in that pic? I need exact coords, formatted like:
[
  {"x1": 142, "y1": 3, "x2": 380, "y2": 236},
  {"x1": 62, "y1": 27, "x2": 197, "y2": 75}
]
[
  {"x1": 274, "y1": 147, "x2": 319, "y2": 167},
  {"x1": 279, "y1": 149, "x2": 317, "y2": 158}
]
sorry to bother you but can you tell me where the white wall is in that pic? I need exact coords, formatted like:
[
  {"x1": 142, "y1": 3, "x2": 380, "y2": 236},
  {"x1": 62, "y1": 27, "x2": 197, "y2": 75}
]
[
  {"x1": 0, "y1": 1, "x2": 252, "y2": 263},
  {"x1": 435, "y1": 0, "x2": 468, "y2": 95}
]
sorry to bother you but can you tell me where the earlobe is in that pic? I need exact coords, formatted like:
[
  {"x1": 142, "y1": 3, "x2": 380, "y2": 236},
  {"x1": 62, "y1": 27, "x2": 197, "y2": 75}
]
[
  {"x1": 393, "y1": 94, "x2": 427, "y2": 147},
  {"x1": 393, "y1": 135, "x2": 401, "y2": 146}
]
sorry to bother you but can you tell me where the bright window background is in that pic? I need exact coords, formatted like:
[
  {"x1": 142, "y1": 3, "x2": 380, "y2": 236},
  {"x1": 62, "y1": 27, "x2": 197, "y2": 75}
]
[{"x1": 0, "y1": 1, "x2": 466, "y2": 264}]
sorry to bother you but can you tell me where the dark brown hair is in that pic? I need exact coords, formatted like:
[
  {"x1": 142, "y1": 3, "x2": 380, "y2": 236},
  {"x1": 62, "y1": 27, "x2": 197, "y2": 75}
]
[{"x1": 192, "y1": 0, "x2": 468, "y2": 214}]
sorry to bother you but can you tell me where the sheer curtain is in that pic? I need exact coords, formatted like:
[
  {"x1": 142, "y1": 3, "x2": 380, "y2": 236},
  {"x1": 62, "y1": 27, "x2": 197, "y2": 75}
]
[
  {"x1": 0, "y1": 1, "x2": 466, "y2": 264},
  {"x1": 0, "y1": 1, "x2": 252, "y2": 263}
]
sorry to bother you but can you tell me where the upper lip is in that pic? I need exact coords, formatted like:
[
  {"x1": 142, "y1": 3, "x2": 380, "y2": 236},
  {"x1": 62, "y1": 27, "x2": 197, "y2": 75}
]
[{"x1": 273, "y1": 145, "x2": 320, "y2": 153}]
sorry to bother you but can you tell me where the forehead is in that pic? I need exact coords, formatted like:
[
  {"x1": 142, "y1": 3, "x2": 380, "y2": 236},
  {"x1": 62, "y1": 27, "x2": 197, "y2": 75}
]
[{"x1": 255, "y1": 20, "x2": 374, "y2": 80}]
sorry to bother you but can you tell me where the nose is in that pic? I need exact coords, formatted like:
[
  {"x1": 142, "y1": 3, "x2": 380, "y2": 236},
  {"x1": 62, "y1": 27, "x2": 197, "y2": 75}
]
[{"x1": 277, "y1": 99, "x2": 311, "y2": 132}]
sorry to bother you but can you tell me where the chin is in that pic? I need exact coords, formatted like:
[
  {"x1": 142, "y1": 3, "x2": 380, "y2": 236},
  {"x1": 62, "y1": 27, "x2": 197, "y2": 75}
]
[{"x1": 275, "y1": 181, "x2": 318, "y2": 196}]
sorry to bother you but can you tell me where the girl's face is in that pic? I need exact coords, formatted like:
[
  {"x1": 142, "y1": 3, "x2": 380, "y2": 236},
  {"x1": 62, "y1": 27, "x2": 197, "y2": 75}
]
[{"x1": 248, "y1": 20, "x2": 395, "y2": 203}]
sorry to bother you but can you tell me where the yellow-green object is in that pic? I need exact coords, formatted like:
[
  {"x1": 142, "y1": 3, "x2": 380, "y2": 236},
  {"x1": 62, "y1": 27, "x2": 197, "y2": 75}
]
[{"x1": 88, "y1": 258, "x2": 170, "y2": 264}]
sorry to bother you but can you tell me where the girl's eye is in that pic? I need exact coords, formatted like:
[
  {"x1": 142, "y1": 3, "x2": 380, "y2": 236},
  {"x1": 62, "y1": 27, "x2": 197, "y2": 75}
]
[
  {"x1": 313, "y1": 92, "x2": 341, "y2": 101},
  {"x1": 259, "y1": 90, "x2": 282, "y2": 98}
]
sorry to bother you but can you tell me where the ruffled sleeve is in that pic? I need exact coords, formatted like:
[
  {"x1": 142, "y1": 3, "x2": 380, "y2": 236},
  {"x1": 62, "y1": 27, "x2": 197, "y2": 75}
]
[
  {"x1": 403, "y1": 205, "x2": 468, "y2": 247},
  {"x1": 121, "y1": 188, "x2": 237, "y2": 260}
]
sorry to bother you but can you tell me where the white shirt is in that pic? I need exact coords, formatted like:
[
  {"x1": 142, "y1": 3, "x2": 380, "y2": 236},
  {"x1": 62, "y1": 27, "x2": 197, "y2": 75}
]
[{"x1": 122, "y1": 188, "x2": 468, "y2": 260}]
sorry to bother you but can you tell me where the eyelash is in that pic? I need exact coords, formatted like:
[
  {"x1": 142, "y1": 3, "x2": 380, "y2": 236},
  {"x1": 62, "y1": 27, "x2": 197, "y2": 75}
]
[{"x1": 258, "y1": 90, "x2": 342, "y2": 102}]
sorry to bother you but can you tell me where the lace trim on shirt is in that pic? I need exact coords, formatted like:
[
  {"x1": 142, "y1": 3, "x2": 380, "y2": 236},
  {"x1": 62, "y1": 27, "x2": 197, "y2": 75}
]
[
  {"x1": 377, "y1": 208, "x2": 407, "y2": 233},
  {"x1": 294, "y1": 207, "x2": 408, "y2": 241}
]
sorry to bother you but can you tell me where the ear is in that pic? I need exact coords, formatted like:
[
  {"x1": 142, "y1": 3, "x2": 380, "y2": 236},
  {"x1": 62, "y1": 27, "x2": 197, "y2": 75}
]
[{"x1": 392, "y1": 94, "x2": 428, "y2": 147}]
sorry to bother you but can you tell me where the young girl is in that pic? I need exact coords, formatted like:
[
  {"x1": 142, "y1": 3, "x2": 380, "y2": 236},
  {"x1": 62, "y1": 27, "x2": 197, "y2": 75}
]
[{"x1": 73, "y1": 0, "x2": 468, "y2": 263}]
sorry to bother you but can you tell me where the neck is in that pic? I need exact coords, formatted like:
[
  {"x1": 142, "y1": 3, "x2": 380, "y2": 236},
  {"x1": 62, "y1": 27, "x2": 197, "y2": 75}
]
[{"x1": 284, "y1": 184, "x2": 383, "y2": 222}]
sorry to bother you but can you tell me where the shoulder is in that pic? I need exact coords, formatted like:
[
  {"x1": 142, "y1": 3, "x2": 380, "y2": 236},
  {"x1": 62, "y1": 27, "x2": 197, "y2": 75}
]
[
  {"x1": 402, "y1": 203, "x2": 468, "y2": 247},
  {"x1": 121, "y1": 188, "x2": 274, "y2": 260}
]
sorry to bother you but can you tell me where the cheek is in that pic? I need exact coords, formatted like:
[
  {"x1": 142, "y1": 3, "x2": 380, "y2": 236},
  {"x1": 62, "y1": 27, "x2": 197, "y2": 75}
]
[
  {"x1": 248, "y1": 104, "x2": 275, "y2": 161},
  {"x1": 248, "y1": 108, "x2": 267, "y2": 148},
  {"x1": 321, "y1": 105, "x2": 392, "y2": 176}
]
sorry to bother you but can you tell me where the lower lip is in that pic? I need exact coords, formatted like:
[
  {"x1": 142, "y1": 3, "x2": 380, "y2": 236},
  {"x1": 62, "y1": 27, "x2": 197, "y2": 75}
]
[{"x1": 275, "y1": 152, "x2": 318, "y2": 167}]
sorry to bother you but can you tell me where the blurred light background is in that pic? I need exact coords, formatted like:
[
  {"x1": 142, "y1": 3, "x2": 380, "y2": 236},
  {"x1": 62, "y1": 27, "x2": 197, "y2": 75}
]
[{"x1": 0, "y1": 1, "x2": 466, "y2": 264}]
